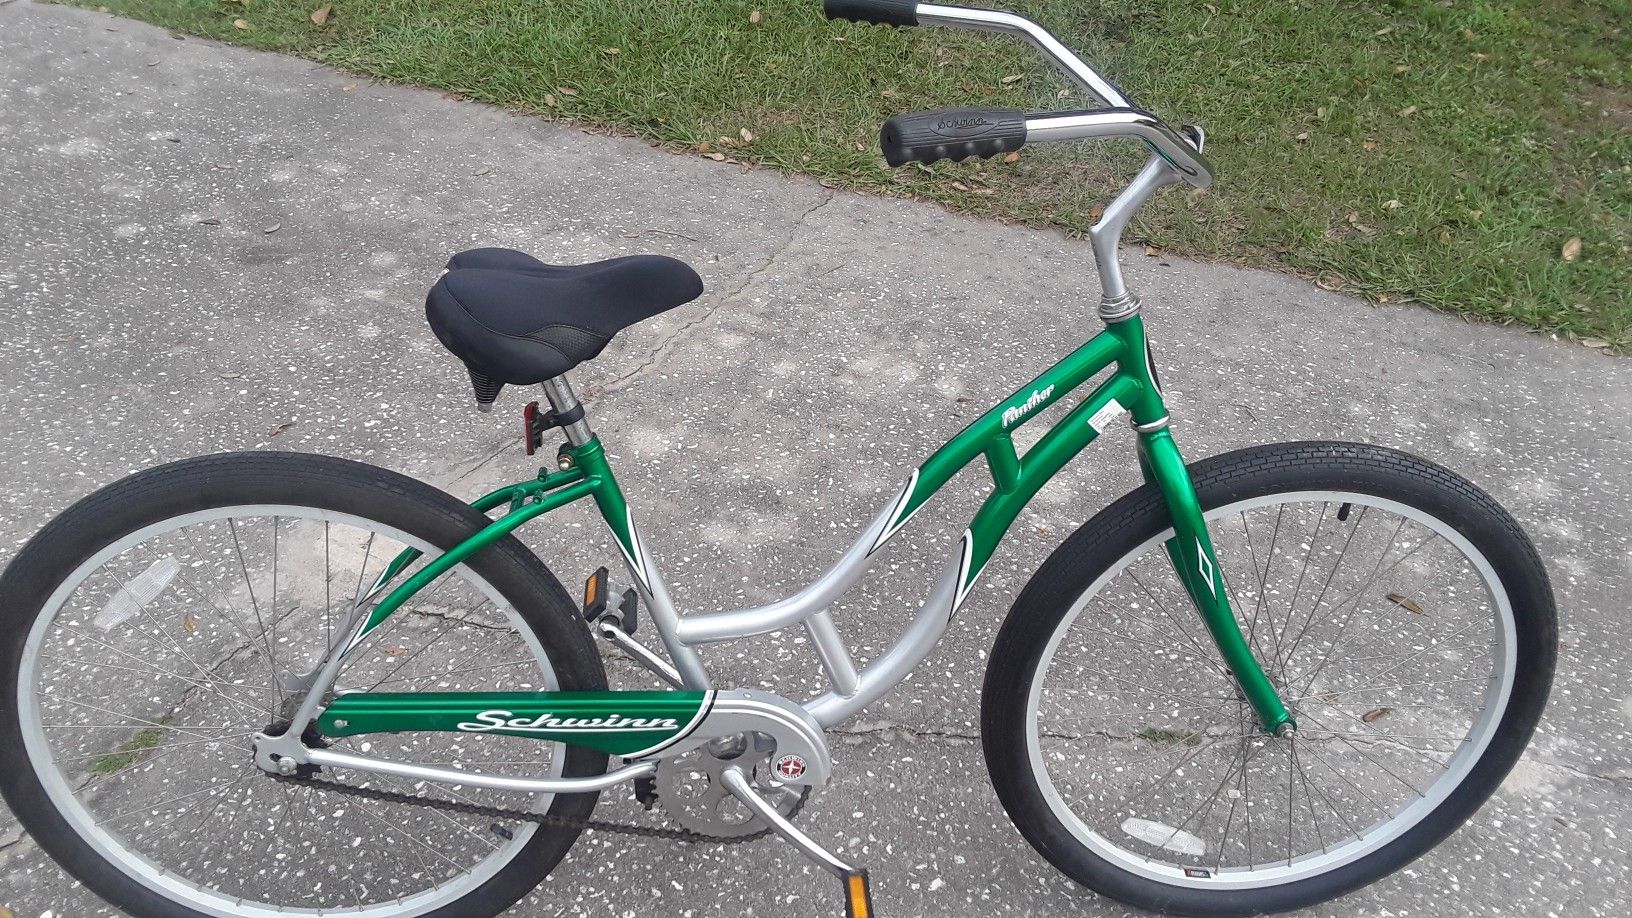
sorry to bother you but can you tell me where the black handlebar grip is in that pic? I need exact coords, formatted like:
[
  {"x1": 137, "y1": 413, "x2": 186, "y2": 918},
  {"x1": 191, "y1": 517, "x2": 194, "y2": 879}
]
[
  {"x1": 879, "y1": 108, "x2": 1027, "y2": 167},
  {"x1": 822, "y1": 0, "x2": 919, "y2": 27}
]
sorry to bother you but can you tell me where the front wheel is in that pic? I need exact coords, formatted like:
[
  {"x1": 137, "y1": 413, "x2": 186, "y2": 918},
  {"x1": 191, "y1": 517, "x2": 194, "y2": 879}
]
[{"x1": 982, "y1": 441, "x2": 1555, "y2": 916}]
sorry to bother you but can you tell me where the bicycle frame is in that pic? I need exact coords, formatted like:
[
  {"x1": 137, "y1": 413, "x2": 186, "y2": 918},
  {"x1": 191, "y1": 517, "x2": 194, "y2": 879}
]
[{"x1": 310, "y1": 306, "x2": 1292, "y2": 742}]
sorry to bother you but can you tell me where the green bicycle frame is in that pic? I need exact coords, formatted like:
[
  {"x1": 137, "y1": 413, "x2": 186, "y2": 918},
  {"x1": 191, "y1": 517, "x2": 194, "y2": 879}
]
[{"x1": 324, "y1": 312, "x2": 1292, "y2": 740}]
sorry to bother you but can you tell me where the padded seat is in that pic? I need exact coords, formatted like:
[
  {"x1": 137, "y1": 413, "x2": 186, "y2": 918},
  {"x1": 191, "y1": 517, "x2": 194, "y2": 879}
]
[{"x1": 425, "y1": 247, "x2": 703, "y2": 390}]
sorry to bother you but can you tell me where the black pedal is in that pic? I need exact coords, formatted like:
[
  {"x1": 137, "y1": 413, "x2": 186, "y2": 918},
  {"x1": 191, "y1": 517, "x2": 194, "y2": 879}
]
[
  {"x1": 633, "y1": 774, "x2": 658, "y2": 810},
  {"x1": 581, "y1": 567, "x2": 609, "y2": 623},
  {"x1": 616, "y1": 588, "x2": 639, "y2": 635}
]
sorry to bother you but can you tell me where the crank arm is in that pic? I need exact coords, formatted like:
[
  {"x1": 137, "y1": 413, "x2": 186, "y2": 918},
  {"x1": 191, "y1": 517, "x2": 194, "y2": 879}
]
[
  {"x1": 720, "y1": 765, "x2": 875, "y2": 917},
  {"x1": 596, "y1": 618, "x2": 685, "y2": 688}
]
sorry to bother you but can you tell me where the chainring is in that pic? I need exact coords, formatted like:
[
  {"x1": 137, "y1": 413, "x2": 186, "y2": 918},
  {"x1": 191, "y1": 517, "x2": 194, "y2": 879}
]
[{"x1": 655, "y1": 734, "x2": 812, "y2": 839}]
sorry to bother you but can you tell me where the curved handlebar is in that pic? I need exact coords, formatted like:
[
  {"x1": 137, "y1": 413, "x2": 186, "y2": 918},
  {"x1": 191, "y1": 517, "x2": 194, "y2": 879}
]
[{"x1": 823, "y1": 1, "x2": 1214, "y2": 187}]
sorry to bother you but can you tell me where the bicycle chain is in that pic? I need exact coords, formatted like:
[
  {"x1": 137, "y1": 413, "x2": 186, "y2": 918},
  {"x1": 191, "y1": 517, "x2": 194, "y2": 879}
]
[{"x1": 268, "y1": 772, "x2": 781, "y2": 845}]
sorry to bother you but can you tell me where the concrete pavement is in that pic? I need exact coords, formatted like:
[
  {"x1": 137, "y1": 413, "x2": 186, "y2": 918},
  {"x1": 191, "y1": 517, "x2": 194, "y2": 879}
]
[{"x1": 1, "y1": 1, "x2": 1629, "y2": 915}]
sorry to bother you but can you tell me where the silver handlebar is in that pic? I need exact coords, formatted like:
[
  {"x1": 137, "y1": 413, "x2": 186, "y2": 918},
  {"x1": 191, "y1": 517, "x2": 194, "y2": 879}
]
[{"x1": 914, "y1": 3, "x2": 1214, "y2": 188}]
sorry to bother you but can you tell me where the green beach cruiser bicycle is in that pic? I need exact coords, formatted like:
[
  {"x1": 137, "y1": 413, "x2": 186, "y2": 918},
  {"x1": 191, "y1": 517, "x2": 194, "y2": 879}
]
[{"x1": 0, "y1": 3, "x2": 1556, "y2": 916}]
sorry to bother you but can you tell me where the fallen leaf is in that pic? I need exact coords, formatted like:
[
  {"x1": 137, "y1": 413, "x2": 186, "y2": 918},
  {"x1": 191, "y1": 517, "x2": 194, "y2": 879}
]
[
  {"x1": 1294, "y1": 131, "x2": 1310, "y2": 142},
  {"x1": 1375, "y1": 26, "x2": 1394, "y2": 35},
  {"x1": 1394, "y1": 64, "x2": 1410, "y2": 73},
  {"x1": 950, "y1": 181, "x2": 971, "y2": 191},
  {"x1": 262, "y1": 222, "x2": 281, "y2": 234},
  {"x1": 704, "y1": 152, "x2": 727, "y2": 161},
  {"x1": 268, "y1": 421, "x2": 295, "y2": 437},
  {"x1": 341, "y1": 83, "x2": 357, "y2": 91},
  {"x1": 310, "y1": 5, "x2": 331, "y2": 26},
  {"x1": 1385, "y1": 592, "x2": 1425, "y2": 614},
  {"x1": 219, "y1": 371, "x2": 242, "y2": 379},
  {"x1": 880, "y1": 88, "x2": 896, "y2": 99},
  {"x1": 1362, "y1": 139, "x2": 1378, "y2": 151},
  {"x1": 233, "y1": 18, "x2": 250, "y2": 31},
  {"x1": 1398, "y1": 105, "x2": 1418, "y2": 116},
  {"x1": 198, "y1": 217, "x2": 221, "y2": 225},
  {"x1": 383, "y1": 646, "x2": 407, "y2": 656},
  {"x1": 556, "y1": 86, "x2": 579, "y2": 96},
  {"x1": 1000, "y1": 73, "x2": 1024, "y2": 85},
  {"x1": 542, "y1": 93, "x2": 557, "y2": 107},
  {"x1": 1316, "y1": 273, "x2": 1345, "y2": 291},
  {"x1": 1204, "y1": 3, "x2": 1217, "y2": 13},
  {"x1": 182, "y1": 611, "x2": 196, "y2": 633},
  {"x1": 1437, "y1": 229, "x2": 1452, "y2": 244},
  {"x1": 1143, "y1": 243, "x2": 1160, "y2": 257},
  {"x1": 602, "y1": 46, "x2": 620, "y2": 54},
  {"x1": 1580, "y1": 337, "x2": 1610, "y2": 349},
  {"x1": 749, "y1": 9, "x2": 762, "y2": 23},
  {"x1": 1003, "y1": 151, "x2": 1021, "y2": 164},
  {"x1": 1361, "y1": 707, "x2": 1392, "y2": 724},
  {"x1": 145, "y1": 59, "x2": 160, "y2": 67},
  {"x1": 473, "y1": 165, "x2": 491, "y2": 176},
  {"x1": 1384, "y1": 198, "x2": 1403, "y2": 209},
  {"x1": 1561, "y1": 237, "x2": 1582, "y2": 261},
  {"x1": 739, "y1": 127, "x2": 755, "y2": 143}
]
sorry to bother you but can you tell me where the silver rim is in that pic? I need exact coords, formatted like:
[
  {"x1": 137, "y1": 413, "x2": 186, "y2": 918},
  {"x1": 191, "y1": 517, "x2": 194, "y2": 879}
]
[
  {"x1": 1024, "y1": 491, "x2": 1516, "y2": 891},
  {"x1": 18, "y1": 505, "x2": 570, "y2": 916}
]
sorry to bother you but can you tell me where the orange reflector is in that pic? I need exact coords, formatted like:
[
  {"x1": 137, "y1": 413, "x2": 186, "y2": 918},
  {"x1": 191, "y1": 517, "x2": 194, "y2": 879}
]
[
  {"x1": 843, "y1": 870, "x2": 872, "y2": 918},
  {"x1": 583, "y1": 574, "x2": 599, "y2": 608}
]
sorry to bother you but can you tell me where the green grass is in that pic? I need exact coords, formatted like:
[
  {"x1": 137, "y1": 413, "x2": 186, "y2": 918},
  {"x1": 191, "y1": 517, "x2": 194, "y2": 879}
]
[
  {"x1": 88, "y1": 716, "x2": 171, "y2": 775},
  {"x1": 77, "y1": 0, "x2": 1631, "y2": 345}
]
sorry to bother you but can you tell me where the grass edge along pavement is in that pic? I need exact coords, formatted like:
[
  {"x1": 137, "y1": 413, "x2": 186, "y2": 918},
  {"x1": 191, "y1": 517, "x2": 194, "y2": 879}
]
[{"x1": 65, "y1": 0, "x2": 1632, "y2": 349}]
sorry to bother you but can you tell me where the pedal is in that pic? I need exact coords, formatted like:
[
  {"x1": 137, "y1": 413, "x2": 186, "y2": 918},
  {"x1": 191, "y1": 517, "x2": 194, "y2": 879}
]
[
  {"x1": 581, "y1": 566, "x2": 609, "y2": 623},
  {"x1": 842, "y1": 869, "x2": 874, "y2": 918},
  {"x1": 632, "y1": 774, "x2": 658, "y2": 811},
  {"x1": 615, "y1": 588, "x2": 639, "y2": 635}
]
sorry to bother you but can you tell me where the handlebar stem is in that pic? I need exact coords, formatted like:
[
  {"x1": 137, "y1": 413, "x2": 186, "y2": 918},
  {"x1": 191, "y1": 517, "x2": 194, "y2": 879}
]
[{"x1": 1090, "y1": 154, "x2": 1186, "y2": 313}]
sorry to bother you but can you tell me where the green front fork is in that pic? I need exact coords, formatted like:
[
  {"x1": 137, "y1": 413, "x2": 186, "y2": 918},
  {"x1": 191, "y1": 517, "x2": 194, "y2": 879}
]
[{"x1": 1137, "y1": 426, "x2": 1294, "y2": 734}]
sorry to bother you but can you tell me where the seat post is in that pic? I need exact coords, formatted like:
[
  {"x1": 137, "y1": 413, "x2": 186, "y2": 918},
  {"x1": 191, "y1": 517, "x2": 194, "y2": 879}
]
[{"x1": 541, "y1": 375, "x2": 595, "y2": 447}]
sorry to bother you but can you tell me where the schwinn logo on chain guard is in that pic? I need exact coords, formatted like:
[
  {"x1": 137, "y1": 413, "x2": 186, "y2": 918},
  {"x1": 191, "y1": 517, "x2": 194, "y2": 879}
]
[{"x1": 458, "y1": 711, "x2": 682, "y2": 734}]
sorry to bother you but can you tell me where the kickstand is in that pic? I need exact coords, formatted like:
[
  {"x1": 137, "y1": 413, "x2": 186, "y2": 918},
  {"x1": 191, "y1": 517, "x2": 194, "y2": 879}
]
[{"x1": 719, "y1": 765, "x2": 874, "y2": 917}]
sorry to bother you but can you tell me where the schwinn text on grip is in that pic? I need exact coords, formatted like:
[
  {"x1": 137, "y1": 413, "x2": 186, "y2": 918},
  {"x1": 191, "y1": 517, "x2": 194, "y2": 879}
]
[
  {"x1": 822, "y1": 0, "x2": 919, "y2": 27},
  {"x1": 879, "y1": 108, "x2": 1027, "y2": 167}
]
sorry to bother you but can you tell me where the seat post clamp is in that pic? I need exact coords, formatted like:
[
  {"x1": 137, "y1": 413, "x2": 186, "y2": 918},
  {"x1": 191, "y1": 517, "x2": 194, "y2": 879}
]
[{"x1": 523, "y1": 401, "x2": 586, "y2": 456}]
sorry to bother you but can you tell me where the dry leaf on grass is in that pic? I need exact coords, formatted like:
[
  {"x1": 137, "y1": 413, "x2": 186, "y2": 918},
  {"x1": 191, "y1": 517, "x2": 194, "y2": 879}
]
[
  {"x1": 1561, "y1": 237, "x2": 1582, "y2": 261},
  {"x1": 233, "y1": 19, "x2": 250, "y2": 31},
  {"x1": 310, "y1": 5, "x2": 331, "y2": 26},
  {"x1": 1000, "y1": 73, "x2": 1024, "y2": 84},
  {"x1": 739, "y1": 127, "x2": 755, "y2": 143},
  {"x1": 750, "y1": 9, "x2": 762, "y2": 23}
]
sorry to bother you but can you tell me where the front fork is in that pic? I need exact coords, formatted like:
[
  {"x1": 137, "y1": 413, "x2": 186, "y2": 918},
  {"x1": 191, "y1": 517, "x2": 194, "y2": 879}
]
[
  {"x1": 1136, "y1": 426, "x2": 1294, "y2": 734},
  {"x1": 1114, "y1": 315, "x2": 1292, "y2": 735}
]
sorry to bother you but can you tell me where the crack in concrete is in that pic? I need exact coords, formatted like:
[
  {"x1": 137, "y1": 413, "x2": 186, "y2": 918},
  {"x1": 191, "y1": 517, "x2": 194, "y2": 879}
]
[{"x1": 582, "y1": 189, "x2": 838, "y2": 402}]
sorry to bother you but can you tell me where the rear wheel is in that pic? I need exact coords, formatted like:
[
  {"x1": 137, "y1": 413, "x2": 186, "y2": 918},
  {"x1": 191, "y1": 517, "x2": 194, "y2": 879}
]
[
  {"x1": 982, "y1": 442, "x2": 1555, "y2": 916},
  {"x1": 0, "y1": 452, "x2": 608, "y2": 917}
]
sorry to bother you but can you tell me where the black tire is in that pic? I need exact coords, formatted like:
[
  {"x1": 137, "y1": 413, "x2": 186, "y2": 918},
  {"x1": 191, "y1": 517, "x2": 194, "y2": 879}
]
[
  {"x1": 981, "y1": 441, "x2": 1556, "y2": 917},
  {"x1": 0, "y1": 452, "x2": 608, "y2": 918}
]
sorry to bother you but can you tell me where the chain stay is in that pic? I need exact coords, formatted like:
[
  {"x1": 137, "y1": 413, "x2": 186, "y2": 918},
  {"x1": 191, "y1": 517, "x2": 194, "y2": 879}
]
[{"x1": 269, "y1": 772, "x2": 776, "y2": 844}]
